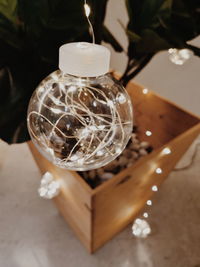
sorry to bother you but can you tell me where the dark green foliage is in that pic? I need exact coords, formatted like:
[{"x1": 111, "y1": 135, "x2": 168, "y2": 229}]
[
  {"x1": 0, "y1": 0, "x2": 122, "y2": 143},
  {"x1": 120, "y1": 0, "x2": 200, "y2": 85},
  {"x1": 0, "y1": 0, "x2": 199, "y2": 143}
]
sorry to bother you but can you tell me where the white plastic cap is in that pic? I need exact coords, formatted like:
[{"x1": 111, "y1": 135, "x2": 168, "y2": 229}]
[{"x1": 59, "y1": 42, "x2": 110, "y2": 77}]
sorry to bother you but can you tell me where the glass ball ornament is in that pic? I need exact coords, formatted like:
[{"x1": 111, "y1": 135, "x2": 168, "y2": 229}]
[{"x1": 27, "y1": 42, "x2": 133, "y2": 171}]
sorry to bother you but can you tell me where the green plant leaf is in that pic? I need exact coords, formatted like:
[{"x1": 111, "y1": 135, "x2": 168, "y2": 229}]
[
  {"x1": 125, "y1": 0, "x2": 200, "y2": 61},
  {"x1": 126, "y1": 0, "x2": 172, "y2": 33},
  {"x1": 0, "y1": 0, "x2": 17, "y2": 22},
  {"x1": 136, "y1": 29, "x2": 171, "y2": 54},
  {"x1": 118, "y1": 19, "x2": 141, "y2": 43},
  {"x1": 0, "y1": 0, "x2": 113, "y2": 143},
  {"x1": 102, "y1": 26, "x2": 123, "y2": 52},
  {"x1": 186, "y1": 44, "x2": 200, "y2": 57},
  {"x1": 170, "y1": 0, "x2": 200, "y2": 42},
  {"x1": 126, "y1": 30, "x2": 141, "y2": 42}
]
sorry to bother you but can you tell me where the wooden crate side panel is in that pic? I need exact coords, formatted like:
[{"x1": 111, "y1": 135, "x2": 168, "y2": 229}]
[
  {"x1": 127, "y1": 83, "x2": 200, "y2": 149},
  {"x1": 28, "y1": 142, "x2": 93, "y2": 252},
  {"x1": 92, "y1": 124, "x2": 200, "y2": 252},
  {"x1": 54, "y1": 189, "x2": 92, "y2": 252}
]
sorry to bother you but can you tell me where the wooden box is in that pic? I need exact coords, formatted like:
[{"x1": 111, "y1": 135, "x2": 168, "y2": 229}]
[{"x1": 28, "y1": 81, "x2": 200, "y2": 253}]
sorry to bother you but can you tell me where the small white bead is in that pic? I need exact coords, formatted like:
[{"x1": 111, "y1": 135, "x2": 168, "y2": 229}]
[
  {"x1": 131, "y1": 143, "x2": 140, "y2": 151},
  {"x1": 131, "y1": 151, "x2": 139, "y2": 159},
  {"x1": 118, "y1": 156, "x2": 127, "y2": 167},
  {"x1": 101, "y1": 172, "x2": 114, "y2": 179},
  {"x1": 139, "y1": 148, "x2": 148, "y2": 156},
  {"x1": 140, "y1": 141, "x2": 149, "y2": 149}
]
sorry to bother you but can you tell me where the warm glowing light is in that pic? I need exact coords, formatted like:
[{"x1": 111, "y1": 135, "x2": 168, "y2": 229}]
[
  {"x1": 50, "y1": 108, "x2": 62, "y2": 114},
  {"x1": 162, "y1": 147, "x2": 171, "y2": 155},
  {"x1": 143, "y1": 212, "x2": 149, "y2": 218},
  {"x1": 96, "y1": 149, "x2": 104, "y2": 156},
  {"x1": 84, "y1": 3, "x2": 91, "y2": 17},
  {"x1": 146, "y1": 130, "x2": 152, "y2": 136},
  {"x1": 51, "y1": 73, "x2": 59, "y2": 81},
  {"x1": 156, "y1": 167, "x2": 162, "y2": 174},
  {"x1": 68, "y1": 85, "x2": 77, "y2": 92},
  {"x1": 147, "y1": 200, "x2": 152, "y2": 206},
  {"x1": 84, "y1": 0, "x2": 95, "y2": 44},
  {"x1": 142, "y1": 88, "x2": 149, "y2": 94},
  {"x1": 152, "y1": 185, "x2": 158, "y2": 192}
]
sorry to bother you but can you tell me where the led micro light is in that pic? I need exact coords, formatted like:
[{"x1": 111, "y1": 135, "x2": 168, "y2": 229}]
[
  {"x1": 162, "y1": 147, "x2": 171, "y2": 155},
  {"x1": 146, "y1": 130, "x2": 152, "y2": 136},
  {"x1": 84, "y1": 2, "x2": 90, "y2": 17},
  {"x1": 147, "y1": 200, "x2": 152, "y2": 206},
  {"x1": 142, "y1": 88, "x2": 149, "y2": 94},
  {"x1": 84, "y1": 0, "x2": 95, "y2": 44},
  {"x1": 152, "y1": 185, "x2": 158, "y2": 192},
  {"x1": 143, "y1": 212, "x2": 149, "y2": 218},
  {"x1": 156, "y1": 167, "x2": 163, "y2": 174}
]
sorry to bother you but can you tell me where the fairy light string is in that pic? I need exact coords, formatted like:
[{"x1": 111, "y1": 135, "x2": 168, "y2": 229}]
[
  {"x1": 84, "y1": 0, "x2": 95, "y2": 44},
  {"x1": 132, "y1": 89, "x2": 200, "y2": 238}
]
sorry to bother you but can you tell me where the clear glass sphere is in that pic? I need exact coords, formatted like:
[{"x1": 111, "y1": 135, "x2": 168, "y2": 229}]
[{"x1": 27, "y1": 70, "x2": 133, "y2": 171}]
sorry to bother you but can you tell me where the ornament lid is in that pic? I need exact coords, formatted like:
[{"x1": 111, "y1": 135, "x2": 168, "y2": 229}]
[{"x1": 59, "y1": 42, "x2": 110, "y2": 77}]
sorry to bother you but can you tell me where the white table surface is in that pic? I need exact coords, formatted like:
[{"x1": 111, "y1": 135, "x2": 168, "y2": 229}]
[{"x1": 0, "y1": 136, "x2": 200, "y2": 267}]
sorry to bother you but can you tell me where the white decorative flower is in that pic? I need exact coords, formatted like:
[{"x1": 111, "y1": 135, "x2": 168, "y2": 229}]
[
  {"x1": 132, "y1": 218, "x2": 151, "y2": 238},
  {"x1": 38, "y1": 172, "x2": 60, "y2": 199},
  {"x1": 168, "y1": 48, "x2": 193, "y2": 65}
]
